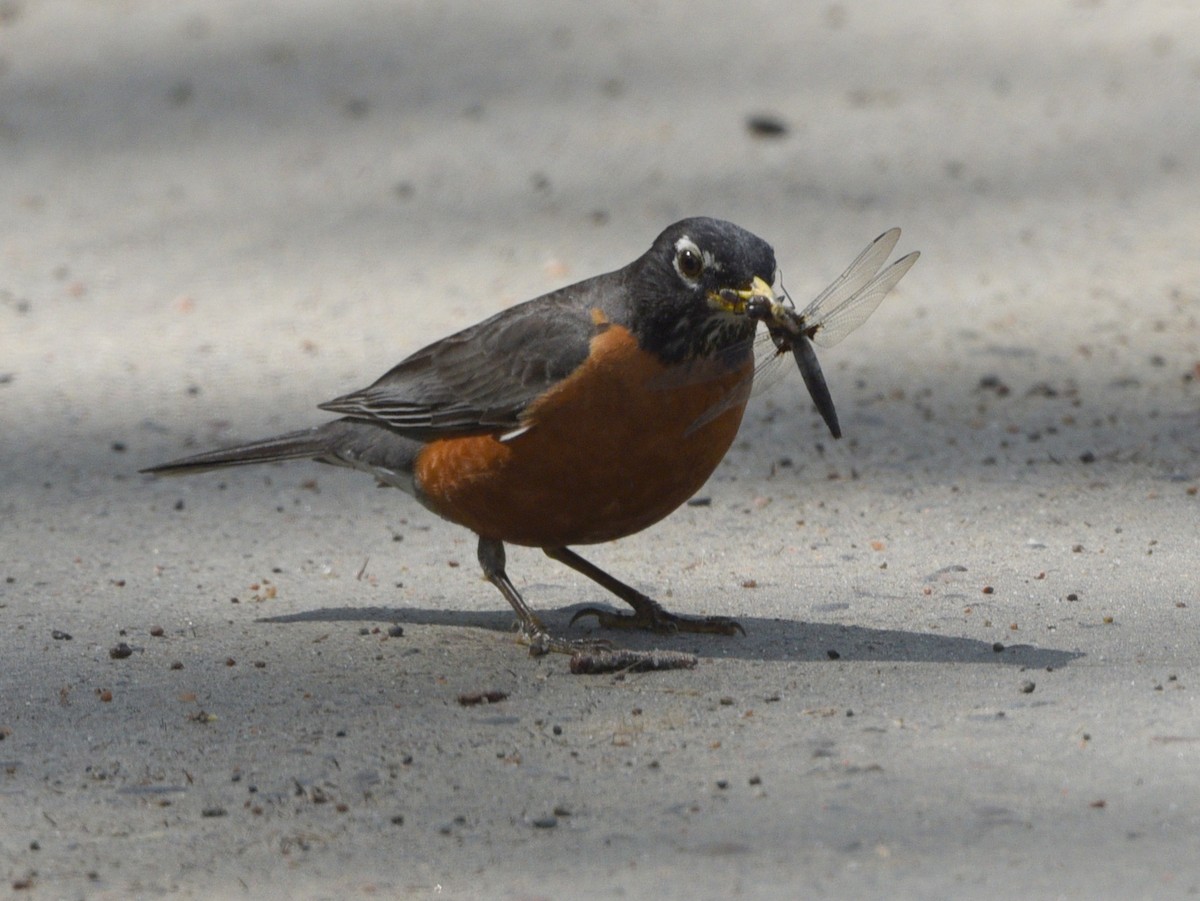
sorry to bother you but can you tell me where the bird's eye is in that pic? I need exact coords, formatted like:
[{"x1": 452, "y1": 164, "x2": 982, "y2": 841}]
[{"x1": 675, "y1": 244, "x2": 704, "y2": 280}]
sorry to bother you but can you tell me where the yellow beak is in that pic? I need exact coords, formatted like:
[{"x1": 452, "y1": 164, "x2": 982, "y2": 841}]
[{"x1": 709, "y1": 276, "x2": 775, "y2": 314}]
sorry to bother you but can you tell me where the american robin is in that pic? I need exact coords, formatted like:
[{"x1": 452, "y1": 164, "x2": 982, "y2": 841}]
[{"x1": 144, "y1": 218, "x2": 906, "y2": 653}]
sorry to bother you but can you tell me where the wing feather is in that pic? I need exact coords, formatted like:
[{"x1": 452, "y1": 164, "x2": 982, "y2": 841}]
[{"x1": 319, "y1": 286, "x2": 605, "y2": 440}]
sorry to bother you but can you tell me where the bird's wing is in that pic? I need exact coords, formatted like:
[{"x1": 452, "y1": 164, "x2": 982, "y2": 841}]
[{"x1": 318, "y1": 287, "x2": 604, "y2": 441}]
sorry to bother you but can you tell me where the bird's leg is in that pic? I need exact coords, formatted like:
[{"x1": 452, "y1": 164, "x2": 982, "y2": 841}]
[
  {"x1": 546, "y1": 546, "x2": 744, "y2": 636},
  {"x1": 476, "y1": 537, "x2": 610, "y2": 655}
]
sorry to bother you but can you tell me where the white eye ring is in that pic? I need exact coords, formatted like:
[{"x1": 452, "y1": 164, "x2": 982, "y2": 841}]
[{"x1": 673, "y1": 237, "x2": 705, "y2": 283}]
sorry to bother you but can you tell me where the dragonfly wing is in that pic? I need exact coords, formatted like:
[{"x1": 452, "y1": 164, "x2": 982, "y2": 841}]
[
  {"x1": 809, "y1": 250, "x2": 919, "y2": 348},
  {"x1": 799, "y1": 227, "x2": 901, "y2": 321},
  {"x1": 683, "y1": 329, "x2": 789, "y2": 434}
]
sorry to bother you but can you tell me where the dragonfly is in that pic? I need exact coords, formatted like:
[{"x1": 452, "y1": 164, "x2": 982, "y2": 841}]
[{"x1": 745, "y1": 228, "x2": 919, "y2": 439}]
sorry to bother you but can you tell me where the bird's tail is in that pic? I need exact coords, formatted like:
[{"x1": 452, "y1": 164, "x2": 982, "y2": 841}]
[
  {"x1": 141, "y1": 419, "x2": 422, "y2": 492},
  {"x1": 140, "y1": 427, "x2": 331, "y2": 475}
]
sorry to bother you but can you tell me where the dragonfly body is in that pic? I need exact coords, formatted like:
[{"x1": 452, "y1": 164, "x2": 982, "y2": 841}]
[{"x1": 748, "y1": 228, "x2": 919, "y2": 438}]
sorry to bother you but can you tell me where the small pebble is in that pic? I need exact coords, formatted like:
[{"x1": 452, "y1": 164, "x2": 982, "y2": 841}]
[
  {"x1": 387, "y1": 624, "x2": 404, "y2": 637},
  {"x1": 109, "y1": 642, "x2": 133, "y2": 660},
  {"x1": 457, "y1": 690, "x2": 508, "y2": 706},
  {"x1": 992, "y1": 642, "x2": 1005, "y2": 653},
  {"x1": 1020, "y1": 681, "x2": 1036, "y2": 694},
  {"x1": 531, "y1": 815, "x2": 558, "y2": 829},
  {"x1": 745, "y1": 113, "x2": 788, "y2": 137}
]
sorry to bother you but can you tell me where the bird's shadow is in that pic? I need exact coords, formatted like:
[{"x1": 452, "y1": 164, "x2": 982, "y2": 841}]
[{"x1": 258, "y1": 604, "x2": 1083, "y2": 669}]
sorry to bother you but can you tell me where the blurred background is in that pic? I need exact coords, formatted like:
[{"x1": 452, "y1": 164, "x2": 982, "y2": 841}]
[{"x1": 3, "y1": 0, "x2": 1196, "y2": 475}]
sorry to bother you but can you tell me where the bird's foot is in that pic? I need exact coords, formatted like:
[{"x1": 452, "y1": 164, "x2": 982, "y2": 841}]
[
  {"x1": 516, "y1": 621, "x2": 614, "y2": 657},
  {"x1": 569, "y1": 600, "x2": 744, "y2": 636}
]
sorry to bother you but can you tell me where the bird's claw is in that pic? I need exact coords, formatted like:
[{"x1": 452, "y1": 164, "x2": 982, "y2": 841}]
[{"x1": 516, "y1": 621, "x2": 613, "y2": 656}]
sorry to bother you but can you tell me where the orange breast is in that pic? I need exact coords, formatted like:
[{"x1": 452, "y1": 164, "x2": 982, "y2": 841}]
[{"x1": 412, "y1": 324, "x2": 753, "y2": 548}]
